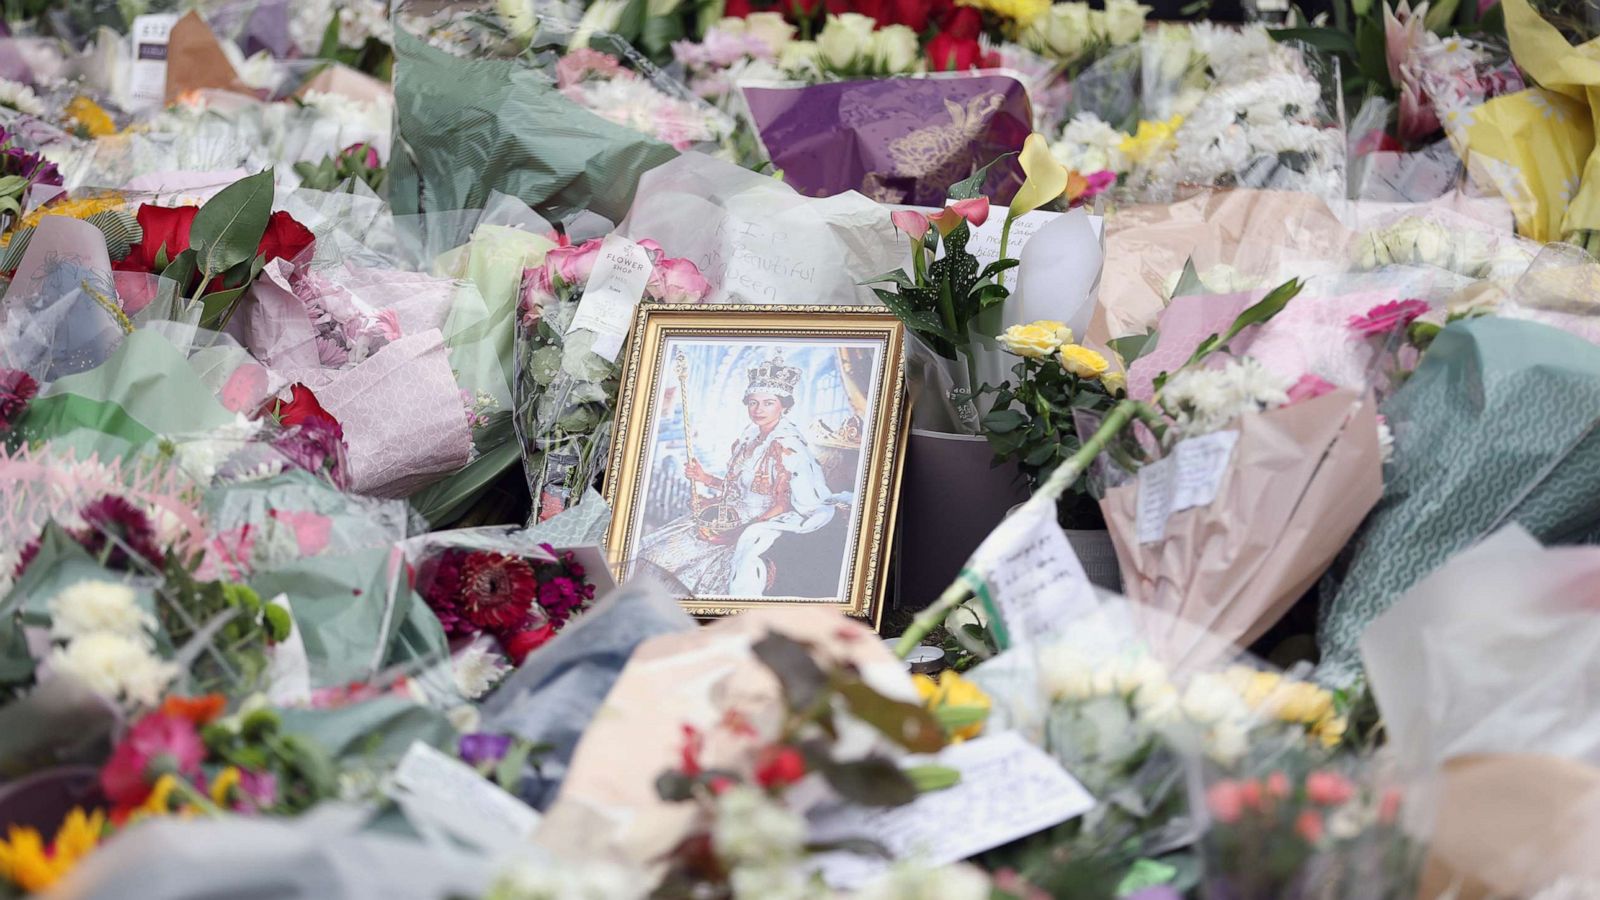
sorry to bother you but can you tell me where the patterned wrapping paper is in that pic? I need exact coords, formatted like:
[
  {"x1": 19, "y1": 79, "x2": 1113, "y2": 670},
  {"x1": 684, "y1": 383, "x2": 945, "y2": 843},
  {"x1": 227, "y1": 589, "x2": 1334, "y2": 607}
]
[
  {"x1": 1317, "y1": 317, "x2": 1600, "y2": 686},
  {"x1": 741, "y1": 73, "x2": 1031, "y2": 207}
]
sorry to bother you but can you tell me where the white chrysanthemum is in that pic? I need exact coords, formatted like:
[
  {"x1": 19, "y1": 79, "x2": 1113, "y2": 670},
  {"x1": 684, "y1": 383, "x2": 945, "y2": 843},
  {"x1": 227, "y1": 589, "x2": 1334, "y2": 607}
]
[
  {"x1": 49, "y1": 632, "x2": 175, "y2": 706},
  {"x1": 289, "y1": 0, "x2": 336, "y2": 55},
  {"x1": 856, "y1": 863, "x2": 990, "y2": 900},
  {"x1": 453, "y1": 642, "x2": 511, "y2": 700},
  {"x1": 49, "y1": 580, "x2": 151, "y2": 641},
  {"x1": 711, "y1": 786, "x2": 807, "y2": 866},
  {"x1": 338, "y1": 0, "x2": 392, "y2": 48},
  {"x1": 0, "y1": 78, "x2": 45, "y2": 116},
  {"x1": 1051, "y1": 112, "x2": 1127, "y2": 175},
  {"x1": 1376, "y1": 417, "x2": 1395, "y2": 464},
  {"x1": 1161, "y1": 358, "x2": 1290, "y2": 437}
]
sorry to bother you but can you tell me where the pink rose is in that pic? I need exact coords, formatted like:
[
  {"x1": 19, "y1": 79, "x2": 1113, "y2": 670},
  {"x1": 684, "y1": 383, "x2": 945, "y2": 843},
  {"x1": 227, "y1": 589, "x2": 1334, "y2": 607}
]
[
  {"x1": 1286, "y1": 373, "x2": 1337, "y2": 405},
  {"x1": 546, "y1": 239, "x2": 604, "y2": 287},
  {"x1": 1348, "y1": 298, "x2": 1429, "y2": 337},
  {"x1": 1205, "y1": 780, "x2": 1245, "y2": 824},
  {"x1": 1305, "y1": 770, "x2": 1356, "y2": 806},
  {"x1": 647, "y1": 256, "x2": 713, "y2": 304}
]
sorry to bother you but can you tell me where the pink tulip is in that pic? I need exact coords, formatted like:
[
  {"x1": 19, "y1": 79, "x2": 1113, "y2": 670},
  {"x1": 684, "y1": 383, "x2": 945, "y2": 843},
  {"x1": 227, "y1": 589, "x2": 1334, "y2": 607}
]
[
  {"x1": 1266, "y1": 771, "x2": 1290, "y2": 800},
  {"x1": 1305, "y1": 771, "x2": 1356, "y2": 806},
  {"x1": 1295, "y1": 810, "x2": 1325, "y2": 844},
  {"x1": 891, "y1": 209, "x2": 930, "y2": 240},
  {"x1": 1206, "y1": 780, "x2": 1245, "y2": 823}
]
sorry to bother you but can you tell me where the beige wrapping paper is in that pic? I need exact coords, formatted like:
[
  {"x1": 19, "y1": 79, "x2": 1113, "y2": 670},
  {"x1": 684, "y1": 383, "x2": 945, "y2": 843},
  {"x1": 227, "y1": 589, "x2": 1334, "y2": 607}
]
[
  {"x1": 292, "y1": 65, "x2": 393, "y2": 105},
  {"x1": 1090, "y1": 189, "x2": 1355, "y2": 344},
  {"x1": 534, "y1": 608, "x2": 915, "y2": 877},
  {"x1": 1417, "y1": 754, "x2": 1600, "y2": 900},
  {"x1": 1100, "y1": 390, "x2": 1383, "y2": 666},
  {"x1": 164, "y1": 12, "x2": 256, "y2": 103}
]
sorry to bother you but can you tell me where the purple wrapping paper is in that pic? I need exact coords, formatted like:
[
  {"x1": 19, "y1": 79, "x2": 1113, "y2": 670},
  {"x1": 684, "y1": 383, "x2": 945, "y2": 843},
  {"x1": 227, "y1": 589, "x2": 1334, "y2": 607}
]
[{"x1": 742, "y1": 74, "x2": 1031, "y2": 207}]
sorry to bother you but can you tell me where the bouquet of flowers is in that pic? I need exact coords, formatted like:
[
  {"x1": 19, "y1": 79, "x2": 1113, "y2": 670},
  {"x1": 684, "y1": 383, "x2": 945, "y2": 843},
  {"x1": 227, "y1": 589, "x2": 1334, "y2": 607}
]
[{"x1": 514, "y1": 234, "x2": 711, "y2": 522}]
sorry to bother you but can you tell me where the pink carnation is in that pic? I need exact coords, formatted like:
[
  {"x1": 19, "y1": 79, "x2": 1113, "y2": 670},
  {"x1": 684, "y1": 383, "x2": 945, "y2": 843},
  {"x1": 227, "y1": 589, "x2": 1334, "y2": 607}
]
[{"x1": 1348, "y1": 298, "x2": 1429, "y2": 337}]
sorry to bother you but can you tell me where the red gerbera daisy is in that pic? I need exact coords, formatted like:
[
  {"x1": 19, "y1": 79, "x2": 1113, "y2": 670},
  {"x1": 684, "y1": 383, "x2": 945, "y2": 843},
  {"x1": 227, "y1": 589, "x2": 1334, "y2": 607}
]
[{"x1": 457, "y1": 552, "x2": 537, "y2": 631}]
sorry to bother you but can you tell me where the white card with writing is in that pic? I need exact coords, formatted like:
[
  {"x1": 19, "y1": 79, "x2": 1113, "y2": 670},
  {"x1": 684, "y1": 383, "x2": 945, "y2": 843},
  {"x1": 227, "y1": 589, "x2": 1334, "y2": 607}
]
[
  {"x1": 128, "y1": 14, "x2": 179, "y2": 112},
  {"x1": 1136, "y1": 430, "x2": 1240, "y2": 544},
  {"x1": 962, "y1": 499, "x2": 1098, "y2": 649},
  {"x1": 713, "y1": 212, "x2": 823, "y2": 304},
  {"x1": 568, "y1": 234, "x2": 653, "y2": 362},
  {"x1": 809, "y1": 732, "x2": 1096, "y2": 889},
  {"x1": 391, "y1": 741, "x2": 540, "y2": 854},
  {"x1": 960, "y1": 208, "x2": 1105, "y2": 275}
]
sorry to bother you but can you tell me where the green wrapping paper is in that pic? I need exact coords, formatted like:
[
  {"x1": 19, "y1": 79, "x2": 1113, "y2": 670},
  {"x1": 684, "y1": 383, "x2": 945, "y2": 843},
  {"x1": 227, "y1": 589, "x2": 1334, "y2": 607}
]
[
  {"x1": 248, "y1": 548, "x2": 449, "y2": 689},
  {"x1": 1318, "y1": 317, "x2": 1600, "y2": 686},
  {"x1": 388, "y1": 28, "x2": 679, "y2": 223}
]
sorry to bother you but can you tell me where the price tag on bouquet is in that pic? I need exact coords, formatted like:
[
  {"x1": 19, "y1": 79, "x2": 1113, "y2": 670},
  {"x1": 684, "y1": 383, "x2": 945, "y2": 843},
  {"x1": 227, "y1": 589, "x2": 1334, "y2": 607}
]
[
  {"x1": 567, "y1": 234, "x2": 654, "y2": 361},
  {"x1": 128, "y1": 14, "x2": 179, "y2": 111},
  {"x1": 959, "y1": 498, "x2": 1099, "y2": 649}
]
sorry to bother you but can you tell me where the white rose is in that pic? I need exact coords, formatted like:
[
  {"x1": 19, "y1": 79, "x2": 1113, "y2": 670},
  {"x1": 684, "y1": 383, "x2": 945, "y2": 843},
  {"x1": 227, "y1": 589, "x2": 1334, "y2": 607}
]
[
  {"x1": 872, "y1": 25, "x2": 920, "y2": 74},
  {"x1": 857, "y1": 863, "x2": 991, "y2": 900},
  {"x1": 816, "y1": 13, "x2": 877, "y2": 71},
  {"x1": 1103, "y1": 0, "x2": 1150, "y2": 44},
  {"x1": 49, "y1": 581, "x2": 151, "y2": 641},
  {"x1": 1038, "y1": 646, "x2": 1097, "y2": 701},
  {"x1": 1180, "y1": 672, "x2": 1244, "y2": 725},
  {"x1": 1207, "y1": 721, "x2": 1249, "y2": 765},
  {"x1": 1023, "y1": 2, "x2": 1091, "y2": 59},
  {"x1": 743, "y1": 12, "x2": 797, "y2": 54},
  {"x1": 779, "y1": 40, "x2": 822, "y2": 72}
]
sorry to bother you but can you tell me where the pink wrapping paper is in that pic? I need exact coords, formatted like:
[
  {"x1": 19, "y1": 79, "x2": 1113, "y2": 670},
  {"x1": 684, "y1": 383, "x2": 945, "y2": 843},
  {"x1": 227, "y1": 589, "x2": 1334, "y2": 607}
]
[
  {"x1": 1125, "y1": 291, "x2": 1255, "y2": 400},
  {"x1": 1100, "y1": 390, "x2": 1383, "y2": 667},
  {"x1": 276, "y1": 330, "x2": 472, "y2": 498}
]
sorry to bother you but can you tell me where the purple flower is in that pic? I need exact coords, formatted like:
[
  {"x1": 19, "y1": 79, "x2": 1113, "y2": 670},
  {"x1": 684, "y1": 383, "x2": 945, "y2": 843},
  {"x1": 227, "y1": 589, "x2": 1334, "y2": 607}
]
[
  {"x1": 459, "y1": 733, "x2": 514, "y2": 767},
  {"x1": 0, "y1": 367, "x2": 37, "y2": 429},
  {"x1": 78, "y1": 495, "x2": 165, "y2": 570},
  {"x1": 271, "y1": 419, "x2": 349, "y2": 489}
]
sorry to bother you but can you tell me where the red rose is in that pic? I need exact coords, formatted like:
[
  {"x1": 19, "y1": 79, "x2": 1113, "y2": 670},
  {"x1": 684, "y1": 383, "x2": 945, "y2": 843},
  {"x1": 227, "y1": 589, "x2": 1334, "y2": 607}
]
[
  {"x1": 940, "y1": 6, "x2": 983, "y2": 39},
  {"x1": 114, "y1": 203, "x2": 198, "y2": 274},
  {"x1": 828, "y1": 0, "x2": 885, "y2": 19},
  {"x1": 723, "y1": 0, "x2": 753, "y2": 15},
  {"x1": 754, "y1": 744, "x2": 807, "y2": 788},
  {"x1": 270, "y1": 383, "x2": 339, "y2": 431},
  {"x1": 887, "y1": 0, "x2": 942, "y2": 31},
  {"x1": 501, "y1": 622, "x2": 555, "y2": 666},
  {"x1": 257, "y1": 210, "x2": 315, "y2": 266},
  {"x1": 927, "y1": 32, "x2": 983, "y2": 71}
]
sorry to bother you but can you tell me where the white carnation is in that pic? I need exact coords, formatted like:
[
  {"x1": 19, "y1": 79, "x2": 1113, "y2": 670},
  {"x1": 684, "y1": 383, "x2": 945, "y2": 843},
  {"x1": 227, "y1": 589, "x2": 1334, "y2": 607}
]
[{"x1": 49, "y1": 580, "x2": 151, "y2": 641}]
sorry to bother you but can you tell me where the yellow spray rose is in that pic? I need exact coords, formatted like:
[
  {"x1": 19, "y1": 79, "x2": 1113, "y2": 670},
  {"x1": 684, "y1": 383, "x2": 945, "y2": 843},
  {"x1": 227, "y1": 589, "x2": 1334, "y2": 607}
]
[
  {"x1": 999, "y1": 322, "x2": 1067, "y2": 358},
  {"x1": 1059, "y1": 344, "x2": 1110, "y2": 378},
  {"x1": 1119, "y1": 115, "x2": 1184, "y2": 166},
  {"x1": 1102, "y1": 370, "x2": 1127, "y2": 394},
  {"x1": 958, "y1": 0, "x2": 1051, "y2": 25}
]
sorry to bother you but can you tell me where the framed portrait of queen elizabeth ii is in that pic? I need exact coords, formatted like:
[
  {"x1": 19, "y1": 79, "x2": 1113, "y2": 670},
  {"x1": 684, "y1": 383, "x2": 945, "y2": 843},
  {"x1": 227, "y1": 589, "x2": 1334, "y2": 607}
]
[{"x1": 604, "y1": 304, "x2": 908, "y2": 626}]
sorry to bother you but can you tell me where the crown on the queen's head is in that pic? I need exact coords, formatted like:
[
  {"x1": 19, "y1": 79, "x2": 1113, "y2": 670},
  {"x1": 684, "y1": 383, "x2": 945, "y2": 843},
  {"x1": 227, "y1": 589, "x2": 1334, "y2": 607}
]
[{"x1": 747, "y1": 352, "x2": 802, "y2": 398}]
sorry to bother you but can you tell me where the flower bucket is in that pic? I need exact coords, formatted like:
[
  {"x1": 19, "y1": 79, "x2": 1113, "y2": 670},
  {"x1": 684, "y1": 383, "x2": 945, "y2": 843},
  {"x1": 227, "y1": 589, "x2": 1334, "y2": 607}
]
[
  {"x1": 0, "y1": 765, "x2": 103, "y2": 834},
  {"x1": 890, "y1": 429, "x2": 1031, "y2": 617}
]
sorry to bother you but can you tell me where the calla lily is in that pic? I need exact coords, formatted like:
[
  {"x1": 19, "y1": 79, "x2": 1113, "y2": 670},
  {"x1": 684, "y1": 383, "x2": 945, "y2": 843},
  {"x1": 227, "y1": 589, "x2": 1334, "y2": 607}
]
[
  {"x1": 1008, "y1": 133, "x2": 1069, "y2": 221},
  {"x1": 891, "y1": 209, "x2": 930, "y2": 240},
  {"x1": 929, "y1": 197, "x2": 991, "y2": 235}
]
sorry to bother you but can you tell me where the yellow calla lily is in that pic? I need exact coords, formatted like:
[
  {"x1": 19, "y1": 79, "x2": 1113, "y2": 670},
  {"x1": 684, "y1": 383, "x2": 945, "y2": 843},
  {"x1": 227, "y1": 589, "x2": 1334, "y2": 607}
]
[{"x1": 1008, "y1": 133, "x2": 1069, "y2": 222}]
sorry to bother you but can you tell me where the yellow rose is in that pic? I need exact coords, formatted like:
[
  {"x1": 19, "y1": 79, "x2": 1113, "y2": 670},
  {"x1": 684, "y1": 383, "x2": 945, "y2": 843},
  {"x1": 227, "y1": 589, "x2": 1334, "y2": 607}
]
[
  {"x1": 1102, "y1": 370, "x2": 1127, "y2": 394},
  {"x1": 914, "y1": 670, "x2": 991, "y2": 742},
  {"x1": 1059, "y1": 344, "x2": 1109, "y2": 378},
  {"x1": 998, "y1": 323, "x2": 1064, "y2": 358},
  {"x1": 1032, "y1": 319, "x2": 1074, "y2": 345}
]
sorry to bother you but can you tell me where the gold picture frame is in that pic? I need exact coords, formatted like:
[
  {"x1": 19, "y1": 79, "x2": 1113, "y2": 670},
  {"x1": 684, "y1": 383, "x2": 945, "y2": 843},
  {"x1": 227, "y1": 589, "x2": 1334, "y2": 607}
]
[{"x1": 604, "y1": 304, "x2": 908, "y2": 628}]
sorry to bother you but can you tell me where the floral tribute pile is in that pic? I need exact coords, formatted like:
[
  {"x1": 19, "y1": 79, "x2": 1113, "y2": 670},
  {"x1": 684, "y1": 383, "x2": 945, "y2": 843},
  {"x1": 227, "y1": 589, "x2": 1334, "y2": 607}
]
[{"x1": 0, "y1": 0, "x2": 1591, "y2": 898}]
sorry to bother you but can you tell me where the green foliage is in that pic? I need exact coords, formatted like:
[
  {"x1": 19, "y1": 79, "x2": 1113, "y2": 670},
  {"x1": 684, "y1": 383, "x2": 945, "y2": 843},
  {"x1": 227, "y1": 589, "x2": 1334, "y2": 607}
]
[
  {"x1": 979, "y1": 354, "x2": 1119, "y2": 498},
  {"x1": 189, "y1": 169, "x2": 274, "y2": 278}
]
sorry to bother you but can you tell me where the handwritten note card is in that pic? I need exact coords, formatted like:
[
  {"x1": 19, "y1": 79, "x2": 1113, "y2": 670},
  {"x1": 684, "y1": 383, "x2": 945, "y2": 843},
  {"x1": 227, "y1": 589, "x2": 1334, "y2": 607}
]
[
  {"x1": 568, "y1": 234, "x2": 652, "y2": 361},
  {"x1": 810, "y1": 732, "x2": 1096, "y2": 889},
  {"x1": 391, "y1": 741, "x2": 541, "y2": 854},
  {"x1": 712, "y1": 214, "x2": 820, "y2": 304},
  {"x1": 1136, "y1": 430, "x2": 1240, "y2": 544},
  {"x1": 963, "y1": 500, "x2": 1098, "y2": 648},
  {"x1": 961, "y1": 209, "x2": 1105, "y2": 273}
]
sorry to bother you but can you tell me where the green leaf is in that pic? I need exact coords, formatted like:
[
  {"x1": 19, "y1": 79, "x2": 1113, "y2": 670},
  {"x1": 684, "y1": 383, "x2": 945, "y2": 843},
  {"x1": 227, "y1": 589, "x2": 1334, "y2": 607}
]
[
  {"x1": 1218, "y1": 278, "x2": 1302, "y2": 347},
  {"x1": 1024, "y1": 442, "x2": 1057, "y2": 467},
  {"x1": 1355, "y1": 16, "x2": 1391, "y2": 90},
  {"x1": 1107, "y1": 329, "x2": 1159, "y2": 365},
  {"x1": 189, "y1": 169, "x2": 275, "y2": 277},
  {"x1": 904, "y1": 764, "x2": 961, "y2": 793},
  {"x1": 1269, "y1": 26, "x2": 1359, "y2": 58},
  {"x1": 978, "y1": 258, "x2": 1021, "y2": 282},
  {"x1": 751, "y1": 632, "x2": 827, "y2": 711},
  {"x1": 982, "y1": 408, "x2": 1026, "y2": 433},
  {"x1": 834, "y1": 678, "x2": 945, "y2": 753},
  {"x1": 161, "y1": 247, "x2": 198, "y2": 291},
  {"x1": 655, "y1": 770, "x2": 695, "y2": 802},
  {"x1": 198, "y1": 286, "x2": 249, "y2": 330},
  {"x1": 862, "y1": 269, "x2": 915, "y2": 289},
  {"x1": 1425, "y1": 0, "x2": 1460, "y2": 32},
  {"x1": 1169, "y1": 258, "x2": 1205, "y2": 299},
  {"x1": 948, "y1": 152, "x2": 1018, "y2": 200},
  {"x1": 973, "y1": 283, "x2": 1010, "y2": 310},
  {"x1": 613, "y1": 0, "x2": 648, "y2": 42},
  {"x1": 933, "y1": 705, "x2": 989, "y2": 733},
  {"x1": 814, "y1": 754, "x2": 919, "y2": 807}
]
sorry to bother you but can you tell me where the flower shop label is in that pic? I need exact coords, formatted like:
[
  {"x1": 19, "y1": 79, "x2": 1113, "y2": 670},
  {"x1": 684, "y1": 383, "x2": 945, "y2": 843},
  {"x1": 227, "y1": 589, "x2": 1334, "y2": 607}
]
[
  {"x1": 962, "y1": 499, "x2": 1098, "y2": 649},
  {"x1": 129, "y1": 14, "x2": 179, "y2": 111},
  {"x1": 1136, "y1": 430, "x2": 1240, "y2": 544},
  {"x1": 568, "y1": 234, "x2": 653, "y2": 362},
  {"x1": 809, "y1": 732, "x2": 1096, "y2": 889},
  {"x1": 391, "y1": 741, "x2": 541, "y2": 853}
]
